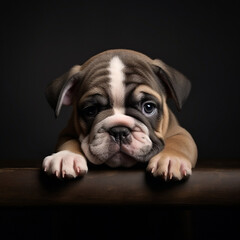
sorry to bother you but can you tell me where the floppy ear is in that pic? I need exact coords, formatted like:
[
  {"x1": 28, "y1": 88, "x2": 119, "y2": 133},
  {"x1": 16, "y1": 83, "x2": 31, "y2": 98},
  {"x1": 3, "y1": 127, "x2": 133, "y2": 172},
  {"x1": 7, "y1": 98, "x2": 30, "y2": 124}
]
[
  {"x1": 45, "y1": 65, "x2": 81, "y2": 117},
  {"x1": 152, "y1": 59, "x2": 191, "y2": 111}
]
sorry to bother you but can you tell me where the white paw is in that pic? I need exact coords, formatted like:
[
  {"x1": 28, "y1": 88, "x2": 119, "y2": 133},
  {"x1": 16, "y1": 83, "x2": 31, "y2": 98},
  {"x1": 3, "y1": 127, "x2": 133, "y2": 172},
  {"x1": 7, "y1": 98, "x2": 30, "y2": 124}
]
[
  {"x1": 147, "y1": 153, "x2": 192, "y2": 181},
  {"x1": 42, "y1": 150, "x2": 88, "y2": 179}
]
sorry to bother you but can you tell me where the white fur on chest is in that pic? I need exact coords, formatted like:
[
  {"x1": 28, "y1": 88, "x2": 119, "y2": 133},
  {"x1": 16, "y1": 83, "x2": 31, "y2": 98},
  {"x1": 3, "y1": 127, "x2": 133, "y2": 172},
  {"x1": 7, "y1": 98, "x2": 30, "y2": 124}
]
[{"x1": 108, "y1": 56, "x2": 125, "y2": 114}]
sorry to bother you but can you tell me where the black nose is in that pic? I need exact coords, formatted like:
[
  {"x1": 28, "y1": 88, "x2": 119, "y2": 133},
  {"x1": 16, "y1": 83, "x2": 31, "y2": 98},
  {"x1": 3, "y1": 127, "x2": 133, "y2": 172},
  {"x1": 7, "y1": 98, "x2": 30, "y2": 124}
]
[{"x1": 109, "y1": 126, "x2": 131, "y2": 144}]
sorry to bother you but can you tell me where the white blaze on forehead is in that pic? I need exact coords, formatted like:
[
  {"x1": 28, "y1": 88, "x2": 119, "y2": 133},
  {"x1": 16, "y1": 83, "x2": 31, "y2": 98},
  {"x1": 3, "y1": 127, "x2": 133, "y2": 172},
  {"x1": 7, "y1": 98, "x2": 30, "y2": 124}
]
[{"x1": 108, "y1": 56, "x2": 125, "y2": 113}]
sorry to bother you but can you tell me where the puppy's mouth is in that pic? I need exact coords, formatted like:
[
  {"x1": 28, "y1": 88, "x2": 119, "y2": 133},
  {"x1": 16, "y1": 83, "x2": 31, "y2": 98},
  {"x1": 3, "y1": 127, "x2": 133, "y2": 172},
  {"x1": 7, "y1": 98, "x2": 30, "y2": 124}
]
[{"x1": 85, "y1": 125, "x2": 153, "y2": 167}]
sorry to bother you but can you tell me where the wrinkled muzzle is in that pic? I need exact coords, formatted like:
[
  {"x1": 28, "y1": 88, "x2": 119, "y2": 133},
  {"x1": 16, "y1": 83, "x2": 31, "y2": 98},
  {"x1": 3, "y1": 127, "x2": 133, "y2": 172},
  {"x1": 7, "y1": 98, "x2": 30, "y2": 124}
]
[{"x1": 80, "y1": 114, "x2": 157, "y2": 167}]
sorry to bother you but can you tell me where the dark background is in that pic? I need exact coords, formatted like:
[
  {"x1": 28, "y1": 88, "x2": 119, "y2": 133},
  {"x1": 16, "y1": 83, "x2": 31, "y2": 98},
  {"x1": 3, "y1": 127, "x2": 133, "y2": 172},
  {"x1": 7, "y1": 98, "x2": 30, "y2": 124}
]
[
  {"x1": 1, "y1": 1, "x2": 239, "y2": 240},
  {"x1": 1, "y1": 0, "x2": 240, "y2": 164}
]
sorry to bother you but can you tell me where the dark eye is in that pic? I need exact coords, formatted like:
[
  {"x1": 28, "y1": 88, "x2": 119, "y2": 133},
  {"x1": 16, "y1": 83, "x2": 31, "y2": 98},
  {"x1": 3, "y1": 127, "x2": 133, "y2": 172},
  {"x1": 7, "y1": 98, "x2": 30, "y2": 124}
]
[
  {"x1": 142, "y1": 101, "x2": 157, "y2": 117},
  {"x1": 83, "y1": 106, "x2": 98, "y2": 118}
]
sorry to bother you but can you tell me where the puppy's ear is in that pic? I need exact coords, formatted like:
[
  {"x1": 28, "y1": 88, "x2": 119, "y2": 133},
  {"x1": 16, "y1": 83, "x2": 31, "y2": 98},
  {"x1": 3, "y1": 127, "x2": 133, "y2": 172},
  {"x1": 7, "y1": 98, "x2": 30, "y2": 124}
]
[
  {"x1": 152, "y1": 59, "x2": 191, "y2": 110},
  {"x1": 45, "y1": 65, "x2": 81, "y2": 117}
]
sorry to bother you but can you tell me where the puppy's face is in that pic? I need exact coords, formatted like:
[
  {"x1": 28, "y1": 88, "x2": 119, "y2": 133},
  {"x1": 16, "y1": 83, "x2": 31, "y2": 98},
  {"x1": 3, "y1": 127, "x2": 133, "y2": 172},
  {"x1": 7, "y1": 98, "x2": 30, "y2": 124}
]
[
  {"x1": 46, "y1": 50, "x2": 191, "y2": 167},
  {"x1": 75, "y1": 54, "x2": 168, "y2": 167}
]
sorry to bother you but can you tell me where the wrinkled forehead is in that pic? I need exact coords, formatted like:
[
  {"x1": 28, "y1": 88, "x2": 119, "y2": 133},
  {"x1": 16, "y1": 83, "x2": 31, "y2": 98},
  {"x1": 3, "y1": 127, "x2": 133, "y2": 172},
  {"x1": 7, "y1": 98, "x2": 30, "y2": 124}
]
[{"x1": 78, "y1": 50, "x2": 165, "y2": 103}]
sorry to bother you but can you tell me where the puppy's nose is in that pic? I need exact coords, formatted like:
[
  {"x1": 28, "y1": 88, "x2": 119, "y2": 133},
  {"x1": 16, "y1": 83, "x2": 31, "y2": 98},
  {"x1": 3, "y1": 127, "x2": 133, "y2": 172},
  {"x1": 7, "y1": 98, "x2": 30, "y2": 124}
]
[{"x1": 109, "y1": 126, "x2": 131, "y2": 144}]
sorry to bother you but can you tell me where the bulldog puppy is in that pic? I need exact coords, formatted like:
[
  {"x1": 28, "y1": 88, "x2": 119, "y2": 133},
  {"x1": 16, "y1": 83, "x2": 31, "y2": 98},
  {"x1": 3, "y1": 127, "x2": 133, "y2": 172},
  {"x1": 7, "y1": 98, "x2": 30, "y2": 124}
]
[{"x1": 43, "y1": 49, "x2": 197, "y2": 180}]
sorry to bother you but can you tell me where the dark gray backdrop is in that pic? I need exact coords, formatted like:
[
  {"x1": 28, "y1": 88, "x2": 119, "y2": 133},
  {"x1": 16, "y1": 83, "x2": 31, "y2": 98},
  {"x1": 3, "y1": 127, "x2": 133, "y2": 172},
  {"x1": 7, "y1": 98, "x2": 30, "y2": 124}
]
[{"x1": 1, "y1": 0, "x2": 240, "y2": 164}]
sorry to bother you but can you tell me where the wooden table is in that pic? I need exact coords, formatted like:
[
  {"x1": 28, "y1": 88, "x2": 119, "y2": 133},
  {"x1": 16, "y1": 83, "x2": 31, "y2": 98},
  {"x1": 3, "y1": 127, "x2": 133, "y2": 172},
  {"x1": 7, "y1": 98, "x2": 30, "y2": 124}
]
[
  {"x1": 1, "y1": 165, "x2": 239, "y2": 207},
  {"x1": 0, "y1": 162, "x2": 240, "y2": 240}
]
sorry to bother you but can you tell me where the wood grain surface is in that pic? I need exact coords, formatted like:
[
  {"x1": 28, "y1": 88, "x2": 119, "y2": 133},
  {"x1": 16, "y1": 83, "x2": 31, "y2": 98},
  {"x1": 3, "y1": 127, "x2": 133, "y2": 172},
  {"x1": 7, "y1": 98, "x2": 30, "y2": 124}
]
[{"x1": 0, "y1": 167, "x2": 239, "y2": 207}]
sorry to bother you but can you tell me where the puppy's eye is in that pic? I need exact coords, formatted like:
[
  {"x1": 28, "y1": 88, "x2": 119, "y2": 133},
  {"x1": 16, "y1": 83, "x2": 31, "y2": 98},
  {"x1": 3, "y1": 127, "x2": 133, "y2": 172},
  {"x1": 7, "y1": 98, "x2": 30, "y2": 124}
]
[
  {"x1": 83, "y1": 106, "x2": 98, "y2": 118},
  {"x1": 142, "y1": 101, "x2": 157, "y2": 117}
]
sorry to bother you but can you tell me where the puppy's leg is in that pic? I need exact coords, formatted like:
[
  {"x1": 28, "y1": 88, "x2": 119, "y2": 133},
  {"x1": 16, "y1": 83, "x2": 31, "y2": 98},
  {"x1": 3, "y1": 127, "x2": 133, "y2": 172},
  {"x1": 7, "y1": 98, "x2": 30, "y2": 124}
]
[
  {"x1": 147, "y1": 112, "x2": 197, "y2": 180},
  {"x1": 43, "y1": 116, "x2": 88, "y2": 179}
]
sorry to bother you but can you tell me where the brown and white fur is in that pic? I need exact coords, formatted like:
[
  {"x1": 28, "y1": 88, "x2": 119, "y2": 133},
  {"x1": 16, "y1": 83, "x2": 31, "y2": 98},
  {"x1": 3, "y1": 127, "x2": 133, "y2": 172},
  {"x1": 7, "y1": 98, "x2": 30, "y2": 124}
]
[{"x1": 43, "y1": 49, "x2": 197, "y2": 180}]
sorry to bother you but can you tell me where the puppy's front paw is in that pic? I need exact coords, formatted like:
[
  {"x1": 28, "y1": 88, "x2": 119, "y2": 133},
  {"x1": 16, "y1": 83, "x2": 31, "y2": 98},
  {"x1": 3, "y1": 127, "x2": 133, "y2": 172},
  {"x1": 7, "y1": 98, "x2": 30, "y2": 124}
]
[
  {"x1": 43, "y1": 150, "x2": 88, "y2": 179},
  {"x1": 147, "y1": 152, "x2": 192, "y2": 181}
]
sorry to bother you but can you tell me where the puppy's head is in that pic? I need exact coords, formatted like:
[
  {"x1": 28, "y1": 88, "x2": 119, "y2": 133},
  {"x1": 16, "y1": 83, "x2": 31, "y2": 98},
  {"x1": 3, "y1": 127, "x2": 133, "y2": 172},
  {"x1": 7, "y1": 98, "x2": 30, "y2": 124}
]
[{"x1": 46, "y1": 49, "x2": 191, "y2": 167}]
